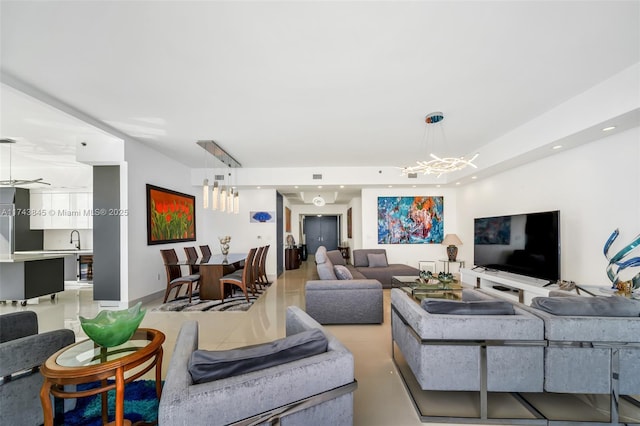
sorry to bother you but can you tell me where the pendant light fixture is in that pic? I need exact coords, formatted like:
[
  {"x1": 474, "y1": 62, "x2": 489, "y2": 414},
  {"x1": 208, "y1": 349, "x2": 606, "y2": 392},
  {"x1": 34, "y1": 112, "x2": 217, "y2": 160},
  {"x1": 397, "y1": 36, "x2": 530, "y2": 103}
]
[
  {"x1": 401, "y1": 112, "x2": 478, "y2": 177},
  {"x1": 197, "y1": 140, "x2": 241, "y2": 214}
]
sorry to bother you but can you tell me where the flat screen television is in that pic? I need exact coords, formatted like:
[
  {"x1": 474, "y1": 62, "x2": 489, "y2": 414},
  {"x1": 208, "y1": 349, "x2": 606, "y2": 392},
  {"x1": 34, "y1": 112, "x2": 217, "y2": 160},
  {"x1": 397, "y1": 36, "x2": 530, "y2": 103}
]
[{"x1": 473, "y1": 210, "x2": 560, "y2": 282}]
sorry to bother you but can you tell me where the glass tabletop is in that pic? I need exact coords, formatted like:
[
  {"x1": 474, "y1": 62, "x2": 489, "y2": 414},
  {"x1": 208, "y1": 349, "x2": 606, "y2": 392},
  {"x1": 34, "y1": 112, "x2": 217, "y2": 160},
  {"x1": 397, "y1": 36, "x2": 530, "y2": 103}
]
[{"x1": 56, "y1": 329, "x2": 157, "y2": 368}]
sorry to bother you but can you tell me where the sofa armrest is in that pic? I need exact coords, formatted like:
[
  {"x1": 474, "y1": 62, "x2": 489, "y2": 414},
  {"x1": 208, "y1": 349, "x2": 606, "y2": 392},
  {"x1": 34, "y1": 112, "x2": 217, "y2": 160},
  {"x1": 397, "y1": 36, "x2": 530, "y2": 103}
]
[
  {"x1": 0, "y1": 329, "x2": 75, "y2": 377},
  {"x1": 0, "y1": 311, "x2": 38, "y2": 343}
]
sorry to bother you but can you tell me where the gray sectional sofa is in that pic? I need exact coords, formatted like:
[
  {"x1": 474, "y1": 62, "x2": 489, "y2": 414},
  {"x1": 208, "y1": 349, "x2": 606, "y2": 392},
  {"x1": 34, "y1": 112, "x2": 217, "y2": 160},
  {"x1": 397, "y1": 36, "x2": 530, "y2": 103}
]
[
  {"x1": 306, "y1": 246, "x2": 383, "y2": 324},
  {"x1": 351, "y1": 249, "x2": 420, "y2": 287},
  {"x1": 314, "y1": 246, "x2": 419, "y2": 288},
  {"x1": 159, "y1": 306, "x2": 356, "y2": 425}
]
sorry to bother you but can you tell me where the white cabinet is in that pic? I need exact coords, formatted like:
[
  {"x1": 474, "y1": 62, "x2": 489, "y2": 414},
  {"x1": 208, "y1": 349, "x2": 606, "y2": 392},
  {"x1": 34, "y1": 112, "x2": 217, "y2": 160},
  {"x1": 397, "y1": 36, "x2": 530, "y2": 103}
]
[
  {"x1": 460, "y1": 267, "x2": 552, "y2": 305},
  {"x1": 70, "y1": 192, "x2": 92, "y2": 228},
  {"x1": 30, "y1": 191, "x2": 92, "y2": 229},
  {"x1": 50, "y1": 193, "x2": 71, "y2": 228}
]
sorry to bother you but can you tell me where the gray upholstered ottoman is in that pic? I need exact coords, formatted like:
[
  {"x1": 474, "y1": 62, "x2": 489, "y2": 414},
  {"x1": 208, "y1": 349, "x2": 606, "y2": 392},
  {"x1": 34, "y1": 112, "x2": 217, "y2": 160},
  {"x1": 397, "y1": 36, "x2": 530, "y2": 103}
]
[{"x1": 305, "y1": 279, "x2": 383, "y2": 324}]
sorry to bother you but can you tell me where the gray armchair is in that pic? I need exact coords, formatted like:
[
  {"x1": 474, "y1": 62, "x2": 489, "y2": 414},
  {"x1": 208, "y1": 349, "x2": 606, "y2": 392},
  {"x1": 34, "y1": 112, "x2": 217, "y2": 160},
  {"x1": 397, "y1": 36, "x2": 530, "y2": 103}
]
[
  {"x1": 391, "y1": 288, "x2": 545, "y2": 392},
  {"x1": 159, "y1": 306, "x2": 357, "y2": 425},
  {"x1": 0, "y1": 311, "x2": 75, "y2": 426}
]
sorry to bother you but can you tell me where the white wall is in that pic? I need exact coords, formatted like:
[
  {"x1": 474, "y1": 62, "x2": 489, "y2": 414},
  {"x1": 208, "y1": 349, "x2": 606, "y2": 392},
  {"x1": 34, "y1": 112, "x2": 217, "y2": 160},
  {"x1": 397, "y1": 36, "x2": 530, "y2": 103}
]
[
  {"x1": 125, "y1": 139, "x2": 197, "y2": 302},
  {"x1": 457, "y1": 127, "x2": 640, "y2": 286},
  {"x1": 199, "y1": 188, "x2": 278, "y2": 275},
  {"x1": 360, "y1": 187, "x2": 459, "y2": 269}
]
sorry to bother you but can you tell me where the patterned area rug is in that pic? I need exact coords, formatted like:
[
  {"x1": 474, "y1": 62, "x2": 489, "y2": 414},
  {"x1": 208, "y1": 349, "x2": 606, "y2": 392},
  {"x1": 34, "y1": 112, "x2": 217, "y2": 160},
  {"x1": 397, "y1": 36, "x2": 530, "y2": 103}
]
[
  {"x1": 152, "y1": 288, "x2": 265, "y2": 312},
  {"x1": 62, "y1": 379, "x2": 159, "y2": 425}
]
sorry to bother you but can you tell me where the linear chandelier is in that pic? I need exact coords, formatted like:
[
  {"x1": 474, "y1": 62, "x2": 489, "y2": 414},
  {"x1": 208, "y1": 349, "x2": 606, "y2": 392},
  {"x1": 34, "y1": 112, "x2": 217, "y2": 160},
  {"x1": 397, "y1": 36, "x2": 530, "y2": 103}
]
[
  {"x1": 401, "y1": 112, "x2": 478, "y2": 177},
  {"x1": 197, "y1": 140, "x2": 241, "y2": 214}
]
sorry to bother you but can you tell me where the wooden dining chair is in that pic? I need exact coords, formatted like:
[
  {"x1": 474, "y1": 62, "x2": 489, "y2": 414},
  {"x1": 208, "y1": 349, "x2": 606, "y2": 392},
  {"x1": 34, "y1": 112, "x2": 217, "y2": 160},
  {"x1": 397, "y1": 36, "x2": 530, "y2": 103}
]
[
  {"x1": 220, "y1": 248, "x2": 257, "y2": 303},
  {"x1": 257, "y1": 244, "x2": 270, "y2": 286},
  {"x1": 253, "y1": 246, "x2": 265, "y2": 290},
  {"x1": 184, "y1": 246, "x2": 200, "y2": 275},
  {"x1": 199, "y1": 245, "x2": 212, "y2": 258},
  {"x1": 160, "y1": 249, "x2": 200, "y2": 303}
]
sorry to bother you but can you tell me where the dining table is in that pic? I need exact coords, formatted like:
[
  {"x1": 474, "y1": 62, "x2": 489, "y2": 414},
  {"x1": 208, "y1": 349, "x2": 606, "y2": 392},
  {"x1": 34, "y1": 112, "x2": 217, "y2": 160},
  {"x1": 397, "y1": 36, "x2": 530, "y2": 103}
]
[{"x1": 196, "y1": 253, "x2": 247, "y2": 300}]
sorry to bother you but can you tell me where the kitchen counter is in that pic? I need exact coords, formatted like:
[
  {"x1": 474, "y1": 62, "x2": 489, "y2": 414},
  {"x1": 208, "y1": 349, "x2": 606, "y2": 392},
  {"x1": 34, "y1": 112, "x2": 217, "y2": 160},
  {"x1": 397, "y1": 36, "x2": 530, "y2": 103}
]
[
  {"x1": 14, "y1": 249, "x2": 93, "y2": 255},
  {"x1": 0, "y1": 252, "x2": 71, "y2": 263},
  {"x1": 1, "y1": 254, "x2": 65, "y2": 303}
]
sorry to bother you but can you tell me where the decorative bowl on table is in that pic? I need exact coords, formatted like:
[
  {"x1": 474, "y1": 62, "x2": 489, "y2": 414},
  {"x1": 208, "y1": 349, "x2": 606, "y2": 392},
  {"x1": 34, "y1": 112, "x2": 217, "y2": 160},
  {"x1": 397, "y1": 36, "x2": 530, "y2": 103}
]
[{"x1": 79, "y1": 302, "x2": 146, "y2": 348}]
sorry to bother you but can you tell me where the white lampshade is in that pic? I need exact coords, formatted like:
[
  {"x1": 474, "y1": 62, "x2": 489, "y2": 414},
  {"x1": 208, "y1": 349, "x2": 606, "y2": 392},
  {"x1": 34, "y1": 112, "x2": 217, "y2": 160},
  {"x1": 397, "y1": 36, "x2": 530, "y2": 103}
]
[
  {"x1": 202, "y1": 179, "x2": 209, "y2": 209},
  {"x1": 211, "y1": 181, "x2": 219, "y2": 210},
  {"x1": 442, "y1": 234, "x2": 463, "y2": 246},
  {"x1": 233, "y1": 191, "x2": 239, "y2": 214},
  {"x1": 220, "y1": 187, "x2": 227, "y2": 212}
]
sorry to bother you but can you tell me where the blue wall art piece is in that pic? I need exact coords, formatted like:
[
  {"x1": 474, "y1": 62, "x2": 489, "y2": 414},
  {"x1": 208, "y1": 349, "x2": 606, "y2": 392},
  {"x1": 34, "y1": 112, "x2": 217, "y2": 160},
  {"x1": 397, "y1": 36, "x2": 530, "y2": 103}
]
[
  {"x1": 250, "y1": 211, "x2": 275, "y2": 223},
  {"x1": 377, "y1": 196, "x2": 443, "y2": 244}
]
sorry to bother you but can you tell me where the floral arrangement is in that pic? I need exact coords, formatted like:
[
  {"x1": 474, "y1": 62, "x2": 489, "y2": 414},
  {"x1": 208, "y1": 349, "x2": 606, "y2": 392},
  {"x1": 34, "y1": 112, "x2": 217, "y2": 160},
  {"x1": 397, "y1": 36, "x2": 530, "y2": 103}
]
[
  {"x1": 219, "y1": 235, "x2": 231, "y2": 256},
  {"x1": 603, "y1": 228, "x2": 640, "y2": 291}
]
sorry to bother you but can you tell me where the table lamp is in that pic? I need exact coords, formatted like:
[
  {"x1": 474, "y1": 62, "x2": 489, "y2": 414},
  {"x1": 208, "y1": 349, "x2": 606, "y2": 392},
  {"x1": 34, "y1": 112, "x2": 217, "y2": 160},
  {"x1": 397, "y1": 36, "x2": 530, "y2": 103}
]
[{"x1": 442, "y1": 234, "x2": 463, "y2": 262}]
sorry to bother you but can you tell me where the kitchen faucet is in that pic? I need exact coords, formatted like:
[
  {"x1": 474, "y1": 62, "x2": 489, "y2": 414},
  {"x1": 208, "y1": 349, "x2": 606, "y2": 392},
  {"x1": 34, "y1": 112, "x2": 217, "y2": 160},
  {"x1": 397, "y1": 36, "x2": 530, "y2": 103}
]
[{"x1": 70, "y1": 229, "x2": 81, "y2": 250}]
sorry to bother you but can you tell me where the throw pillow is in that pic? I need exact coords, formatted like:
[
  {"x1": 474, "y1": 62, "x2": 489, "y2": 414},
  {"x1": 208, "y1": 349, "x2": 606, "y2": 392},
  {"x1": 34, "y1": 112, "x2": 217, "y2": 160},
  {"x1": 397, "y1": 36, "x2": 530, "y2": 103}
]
[
  {"x1": 421, "y1": 299, "x2": 516, "y2": 315},
  {"x1": 334, "y1": 265, "x2": 353, "y2": 280},
  {"x1": 367, "y1": 253, "x2": 388, "y2": 268},
  {"x1": 530, "y1": 295, "x2": 640, "y2": 317},
  {"x1": 327, "y1": 250, "x2": 346, "y2": 266},
  {"x1": 188, "y1": 328, "x2": 328, "y2": 384}
]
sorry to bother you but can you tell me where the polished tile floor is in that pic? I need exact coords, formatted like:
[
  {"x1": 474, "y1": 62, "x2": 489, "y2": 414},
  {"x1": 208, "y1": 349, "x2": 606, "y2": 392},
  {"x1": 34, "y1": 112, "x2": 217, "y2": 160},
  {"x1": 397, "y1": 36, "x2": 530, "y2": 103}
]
[{"x1": 2, "y1": 259, "x2": 636, "y2": 426}]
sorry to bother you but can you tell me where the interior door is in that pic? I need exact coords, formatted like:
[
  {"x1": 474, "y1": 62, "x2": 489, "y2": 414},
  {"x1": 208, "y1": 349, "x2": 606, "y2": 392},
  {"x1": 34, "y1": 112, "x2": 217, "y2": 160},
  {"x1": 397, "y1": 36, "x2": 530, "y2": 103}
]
[{"x1": 305, "y1": 215, "x2": 339, "y2": 255}]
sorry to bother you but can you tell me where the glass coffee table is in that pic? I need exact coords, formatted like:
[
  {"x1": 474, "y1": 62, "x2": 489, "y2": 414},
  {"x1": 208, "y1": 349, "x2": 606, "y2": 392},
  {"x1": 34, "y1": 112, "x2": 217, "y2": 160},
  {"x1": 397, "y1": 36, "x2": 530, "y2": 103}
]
[
  {"x1": 40, "y1": 328, "x2": 165, "y2": 426},
  {"x1": 391, "y1": 275, "x2": 463, "y2": 301}
]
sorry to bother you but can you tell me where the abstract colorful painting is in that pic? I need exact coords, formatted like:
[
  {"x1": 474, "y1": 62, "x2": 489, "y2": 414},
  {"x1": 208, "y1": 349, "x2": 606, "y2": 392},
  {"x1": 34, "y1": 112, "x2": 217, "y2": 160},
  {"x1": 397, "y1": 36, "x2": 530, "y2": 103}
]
[
  {"x1": 146, "y1": 184, "x2": 196, "y2": 245},
  {"x1": 377, "y1": 196, "x2": 444, "y2": 244}
]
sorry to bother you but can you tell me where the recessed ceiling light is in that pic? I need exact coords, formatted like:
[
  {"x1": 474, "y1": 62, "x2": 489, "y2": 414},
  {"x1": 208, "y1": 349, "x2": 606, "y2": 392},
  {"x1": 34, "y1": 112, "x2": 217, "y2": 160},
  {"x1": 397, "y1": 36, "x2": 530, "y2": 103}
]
[
  {"x1": 456, "y1": 182, "x2": 461, "y2": 185},
  {"x1": 340, "y1": 185, "x2": 344, "y2": 188},
  {"x1": 552, "y1": 145, "x2": 562, "y2": 150},
  {"x1": 317, "y1": 185, "x2": 323, "y2": 189},
  {"x1": 602, "y1": 126, "x2": 616, "y2": 132},
  {"x1": 436, "y1": 185, "x2": 441, "y2": 188},
  {"x1": 471, "y1": 176, "x2": 477, "y2": 180},
  {"x1": 294, "y1": 185, "x2": 299, "y2": 189},
  {"x1": 388, "y1": 185, "x2": 393, "y2": 188},
  {"x1": 412, "y1": 185, "x2": 416, "y2": 188},
  {"x1": 257, "y1": 186, "x2": 261, "y2": 189}
]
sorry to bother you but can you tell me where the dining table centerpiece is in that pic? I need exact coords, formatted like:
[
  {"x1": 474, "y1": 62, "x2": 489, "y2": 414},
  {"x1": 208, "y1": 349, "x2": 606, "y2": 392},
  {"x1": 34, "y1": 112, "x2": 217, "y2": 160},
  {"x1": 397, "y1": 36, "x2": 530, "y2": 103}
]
[{"x1": 219, "y1": 235, "x2": 231, "y2": 257}]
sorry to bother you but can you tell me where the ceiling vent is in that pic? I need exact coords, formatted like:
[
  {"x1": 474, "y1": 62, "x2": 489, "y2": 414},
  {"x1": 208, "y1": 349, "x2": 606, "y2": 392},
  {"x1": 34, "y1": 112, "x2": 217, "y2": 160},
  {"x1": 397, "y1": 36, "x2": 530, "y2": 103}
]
[
  {"x1": 312, "y1": 174, "x2": 323, "y2": 180},
  {"x1": 407, "y1": 172, "x2": 418, "y2": 179}
]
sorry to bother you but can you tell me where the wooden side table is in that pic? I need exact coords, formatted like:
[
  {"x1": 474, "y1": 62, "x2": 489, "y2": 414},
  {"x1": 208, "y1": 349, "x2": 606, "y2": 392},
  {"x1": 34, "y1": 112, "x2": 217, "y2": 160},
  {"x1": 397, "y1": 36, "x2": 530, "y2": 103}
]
[{"x1": 40, "y1": 328, "x2": 165, "y2": 426}]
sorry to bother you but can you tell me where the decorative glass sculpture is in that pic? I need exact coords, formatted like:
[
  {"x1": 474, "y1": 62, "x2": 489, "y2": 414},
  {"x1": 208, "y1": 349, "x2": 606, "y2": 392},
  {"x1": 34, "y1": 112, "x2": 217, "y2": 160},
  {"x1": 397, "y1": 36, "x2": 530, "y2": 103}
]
[
  {"x1": 603, "y1": 229, "x2": 640, "y2": 290},
  {"x1": 79, "y1": 302, "x2": 146, "y2": 347}
]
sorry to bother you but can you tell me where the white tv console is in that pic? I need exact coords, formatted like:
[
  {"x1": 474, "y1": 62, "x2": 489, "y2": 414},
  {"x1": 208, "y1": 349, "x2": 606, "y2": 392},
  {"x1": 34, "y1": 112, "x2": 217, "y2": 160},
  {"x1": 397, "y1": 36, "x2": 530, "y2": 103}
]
[{"x1": 460, "y1": 267, "x2": 553, "y2": 305}]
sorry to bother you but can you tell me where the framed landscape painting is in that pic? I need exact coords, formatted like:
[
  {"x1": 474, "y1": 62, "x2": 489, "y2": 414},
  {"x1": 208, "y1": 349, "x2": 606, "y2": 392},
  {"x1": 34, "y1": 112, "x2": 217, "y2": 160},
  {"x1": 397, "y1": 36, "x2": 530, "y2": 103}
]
[
  {"x1": 146, "y1": 184, "x2": 196, "y2": 245},
  {"x1": 377, "y1": 196, "x2": 444, "y2": 244}
]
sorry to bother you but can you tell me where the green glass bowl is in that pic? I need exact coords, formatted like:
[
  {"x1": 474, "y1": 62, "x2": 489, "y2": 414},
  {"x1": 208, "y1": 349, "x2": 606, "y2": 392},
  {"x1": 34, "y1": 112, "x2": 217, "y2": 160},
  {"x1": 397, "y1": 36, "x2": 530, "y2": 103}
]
[{"x1": 79, "y1": 302, "x2": 146, "y2": 348}]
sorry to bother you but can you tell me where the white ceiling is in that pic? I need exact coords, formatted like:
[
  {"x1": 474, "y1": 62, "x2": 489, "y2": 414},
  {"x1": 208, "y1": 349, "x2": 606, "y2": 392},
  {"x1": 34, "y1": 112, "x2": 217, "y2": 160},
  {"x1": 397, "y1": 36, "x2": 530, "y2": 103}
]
[{"x1": 1, "y1": 1, "x2": 639, "y2": 197}]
